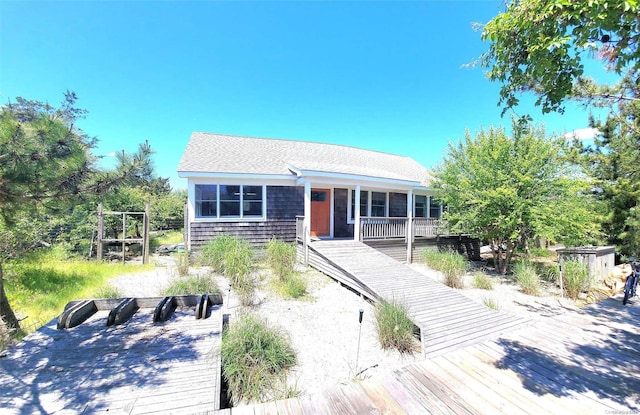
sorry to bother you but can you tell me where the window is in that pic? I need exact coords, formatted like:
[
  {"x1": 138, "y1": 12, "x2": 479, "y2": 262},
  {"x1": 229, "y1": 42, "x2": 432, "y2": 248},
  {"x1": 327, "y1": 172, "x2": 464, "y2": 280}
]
[
  {"x1": 371, "y1": 192, "x2": 386, "y2": 217},
  {"x1": 414, "y1": 195, "x2": 428, "y2": 218},
  {"x1": 243, "y1": 186, "x2": 263, "y2": 217},
  {"x1": 350, "y1": 190, "x2": 368, "y2": 220},
  {"x1": 430, "y1": 199, "x2": 442, "y2": 219},
  {"x1": 312, "y1": 191, "x2": 328, "y2": 202},
  {"x1": 220, "y1": 185, "x2": 240, "y2": 217},
  {"x1": 195, "y1": 184, "x2": 265, "y2": 219},
  {"x1": 195, "y1": 185, "x2": 217, "y2": 218}
]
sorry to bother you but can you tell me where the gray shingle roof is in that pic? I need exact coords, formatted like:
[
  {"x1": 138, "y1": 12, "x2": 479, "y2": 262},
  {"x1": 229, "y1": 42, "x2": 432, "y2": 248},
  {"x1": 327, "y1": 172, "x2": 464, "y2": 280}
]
[{"x1": 178, "y1": 132, "x2": 432, "y2": 186}]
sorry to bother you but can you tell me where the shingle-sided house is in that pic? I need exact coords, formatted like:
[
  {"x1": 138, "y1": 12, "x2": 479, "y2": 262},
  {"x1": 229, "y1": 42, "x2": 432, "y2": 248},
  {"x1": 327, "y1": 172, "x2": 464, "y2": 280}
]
[{"x1": 177, "y1": 133, "x2": 444, "y2": 254}]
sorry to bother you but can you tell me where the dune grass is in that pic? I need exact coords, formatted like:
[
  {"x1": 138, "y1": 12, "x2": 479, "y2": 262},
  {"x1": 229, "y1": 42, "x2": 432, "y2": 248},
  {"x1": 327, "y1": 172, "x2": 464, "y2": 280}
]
[
  {"x1": 4, "y1": 246, "x2": 152, "y2": 333},
  {"x1": 374, "y1": 299, "x2": 417, "y2": 354},
  {"x1": 161, "y1": 273, "x2": 221, "y2": 296},
  {"x1": 221, "y1": 313, "x2": 297, "y2": 404},
  {"x1": 513, "y1": 260, "x2": 541, "y2": 296},
  {"x1": 472, "y1": 272, "x2": 494, "y2": 290},
  {"x1": 423, "y1": 249, "x2": 467, "y2": 289}
]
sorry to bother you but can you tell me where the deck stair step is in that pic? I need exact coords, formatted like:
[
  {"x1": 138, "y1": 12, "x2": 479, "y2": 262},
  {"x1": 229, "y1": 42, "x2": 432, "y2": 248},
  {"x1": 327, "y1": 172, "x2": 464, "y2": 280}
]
[{"x1": 308, "y1": 240, "x2": 528, "y2": 357}]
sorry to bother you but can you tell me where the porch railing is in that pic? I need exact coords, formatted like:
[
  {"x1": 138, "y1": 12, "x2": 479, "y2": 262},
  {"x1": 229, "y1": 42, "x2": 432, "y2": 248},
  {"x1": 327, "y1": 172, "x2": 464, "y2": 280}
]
[
  {"x1": 360, "y1": 217, "x2": 407, "y2": 240},
  {"x1": 360, "y1": 217, "x2": 445, "y2": 240},
  {"x1": 295, "y1": 215, "x2": 445, "y2": 241},
  {"x1": 413, "y1": 218, "x2": 443, "y2": 238}
]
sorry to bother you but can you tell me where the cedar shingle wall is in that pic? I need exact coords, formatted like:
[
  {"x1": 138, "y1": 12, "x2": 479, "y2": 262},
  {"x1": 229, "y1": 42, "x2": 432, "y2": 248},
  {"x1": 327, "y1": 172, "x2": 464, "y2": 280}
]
[{"x1": 267, "y1": 186, "x2": 304, "y2": 219}]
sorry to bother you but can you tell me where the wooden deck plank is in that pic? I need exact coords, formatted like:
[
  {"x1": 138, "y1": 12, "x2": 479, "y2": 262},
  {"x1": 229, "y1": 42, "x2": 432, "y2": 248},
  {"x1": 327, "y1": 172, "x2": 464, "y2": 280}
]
[
  {"x1": 443, "y1": 346, "x2": 559, "y2": 415},
  {"x1": 308, "y1": 241, "x2": 529, "y2": 358},
  {"x1": 478, "y1": 336, "x2": 628, "y2": 412},
  {"x1": 403, "y1": 364, "x2": 475, "y2": 415},
  {"x1": 358, "y1": 378, "x2": 409, "y2": 415},
  {"x1": 467, "y1": 342, "x2": 586, "y2": 415},
  {"x1": 376, "y1": 374, "x2": 432, "y2": 414}
]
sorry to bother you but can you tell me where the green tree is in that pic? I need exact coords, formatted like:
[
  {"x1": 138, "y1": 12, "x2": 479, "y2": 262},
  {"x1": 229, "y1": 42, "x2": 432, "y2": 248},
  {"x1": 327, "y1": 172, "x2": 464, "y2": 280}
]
[
  {"x1": 0, "y1": 92, "x2": 146, "y2": 329},
  {"x1": 570, "y1": 71, "x2": 640, "y2": 255},
  {"x1": 480, "y1": 0, "x2": 640, "y2": 114},
  {"x1": 433, "y1": 122, "x2": 600, "y2": 274}
]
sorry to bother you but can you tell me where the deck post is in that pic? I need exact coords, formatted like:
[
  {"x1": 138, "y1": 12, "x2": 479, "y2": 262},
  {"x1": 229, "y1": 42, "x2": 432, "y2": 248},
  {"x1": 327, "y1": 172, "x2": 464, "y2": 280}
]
[
  {"x1": 304, "y1": 181, "x2": 311, "y2": 258},
  {"x1": 407, "y1": 190, "x2": 413, "y2": 263},
  {"x1": 97, "y1": 203, "x2": 103, "y2": 261},
  {"x1": 354, "y1": 185, "x2": 361, "y2": 241}
]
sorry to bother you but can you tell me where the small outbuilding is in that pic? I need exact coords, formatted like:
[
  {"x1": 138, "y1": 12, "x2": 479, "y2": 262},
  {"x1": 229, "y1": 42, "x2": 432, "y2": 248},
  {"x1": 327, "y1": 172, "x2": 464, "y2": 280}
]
[{"x1": 557, "y1": 246, "x2": 616, "y2": 280}]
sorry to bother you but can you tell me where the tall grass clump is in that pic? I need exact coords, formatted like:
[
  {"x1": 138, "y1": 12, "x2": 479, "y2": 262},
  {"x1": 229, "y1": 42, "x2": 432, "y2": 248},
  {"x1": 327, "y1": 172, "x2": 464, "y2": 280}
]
[
  {"x1": 198, "y1": 235, "x2": 256, "y2": 305},
  {"x1": 92, "y1": 285, "x2": 123, "y2": 299},
  {"x1": 175, "y1": 249, "x2": 190, "y2": 277},
  {"x1": 423, "y1": 249, "x2": 467, "y2": 289},
  {"x1": 374, "y1": 299, "x2": 416, "y2": 353},
  {"x1": 221, "y1": 313, "x2": 297, "y2": 404},
  {"x1": 266, "y1": 237, "x2": 306, "y2": 299},
  {"x1": 266, "y1": 237, "x2": 296, "y2": 280},
  {"x1": 161, "y1": 274, "x2": 221, "y2": 296},
  {"x1": 482, "y1": 296, "x2": 500, "y2": 310},
  {"x1": 272, "y1": 273, "x2": 307, "y2": 300},
  {"x1": 472, "y1": 272, "x2": 493, "y2": 290},
  {"x1": 197, "y1": 234, "x2": 237, "y2": 272},
  {"x1": 562, "y1": 260, "x2": 592, "y2": 300},
  {"x1": 513, "y1": 260, "x2": 540, "y2": 296}
]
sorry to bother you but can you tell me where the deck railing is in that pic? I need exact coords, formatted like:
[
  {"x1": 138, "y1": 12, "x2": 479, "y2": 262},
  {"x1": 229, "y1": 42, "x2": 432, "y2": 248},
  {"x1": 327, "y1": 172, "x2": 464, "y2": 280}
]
[
  {"x1": 295, "y1": 215, "x2": 445, "y2": 241},
  {"x1": 360, "y1": 217, "x2": 445, "y2": 240},
  {"x1": 413, "y1": 218, "x2": 444, "y2": 238},
  {"x1": 360, "y1": 217, "x2": 407, "y2": 240}
]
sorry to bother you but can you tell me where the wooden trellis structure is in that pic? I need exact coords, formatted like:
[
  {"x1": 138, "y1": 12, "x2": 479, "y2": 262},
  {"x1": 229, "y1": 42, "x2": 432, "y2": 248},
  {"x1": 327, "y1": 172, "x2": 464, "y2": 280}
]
[{"x1": 96, "y1": 203, "x2": 150, "y2": 264}]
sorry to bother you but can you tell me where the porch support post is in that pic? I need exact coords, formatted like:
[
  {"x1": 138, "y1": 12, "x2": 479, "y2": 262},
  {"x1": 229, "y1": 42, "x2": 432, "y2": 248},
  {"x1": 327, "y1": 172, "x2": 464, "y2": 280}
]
[
  {"x1": 354, "y1": 185, "x2": 361, "y2": 241},
  {"x1": 304, "y1": 181, "x2": 311, "y2": 247},
  {"x1": 407, "y1": 190, "x2": 413, "y2": 263}
]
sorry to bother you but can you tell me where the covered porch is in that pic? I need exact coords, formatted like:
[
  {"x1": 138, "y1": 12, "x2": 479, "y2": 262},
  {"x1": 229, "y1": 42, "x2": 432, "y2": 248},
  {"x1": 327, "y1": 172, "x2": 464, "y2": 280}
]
[{"x1": 295, "y1": 215, "x2": 480, "y2": 263}]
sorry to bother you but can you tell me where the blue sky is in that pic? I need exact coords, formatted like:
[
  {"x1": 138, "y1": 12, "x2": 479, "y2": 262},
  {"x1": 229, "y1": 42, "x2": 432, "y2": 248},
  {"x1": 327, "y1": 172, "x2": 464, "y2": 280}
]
[{"x1": 1, "y1": 1, "x2": 610, "y2": 190}]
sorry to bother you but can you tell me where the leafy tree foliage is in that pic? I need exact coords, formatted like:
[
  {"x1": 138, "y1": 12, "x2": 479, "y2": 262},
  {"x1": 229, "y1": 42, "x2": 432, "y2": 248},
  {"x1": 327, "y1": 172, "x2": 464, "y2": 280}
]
[
  {"x1": 433, "y1": 122, "x2": 600, "y2": 274},
  {"x1": 480, "y1": 0, "x2": 640, "y2": 114}
]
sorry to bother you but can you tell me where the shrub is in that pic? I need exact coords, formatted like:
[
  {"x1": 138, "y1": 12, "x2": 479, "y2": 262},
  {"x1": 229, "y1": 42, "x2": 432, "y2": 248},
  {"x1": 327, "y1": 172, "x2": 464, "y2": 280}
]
[
  {"x1": 266, "y1": 237, "x2": 297, "y2": 281},
  {"x1": 513, "y1": 261, "x2": 540, "y2": 296},
  {"x1": 221, "y1": 313, "x2": 297, "y2": 404},
  {"x1": 423, "y1": 249, "x2": 467, "y2": 289},
  {"x1": 472, "y1": 272, "x2": 493, "y2": 290},
  {"x1": 161, "y1": 274, "x2": 221, "y2": 296},
  {"x1": 562, "y1": 260, "x2": 592, "y2": 300},
  {"x1": 374, "y1": 299, "x2": 416, "y2": 353}
]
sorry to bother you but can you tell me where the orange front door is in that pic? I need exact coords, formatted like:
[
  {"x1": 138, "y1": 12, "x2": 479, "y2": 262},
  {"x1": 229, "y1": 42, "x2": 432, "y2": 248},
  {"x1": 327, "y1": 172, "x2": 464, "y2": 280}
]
[{"x1": 310, "y1": 188, "x2": 331, "y2": 237}]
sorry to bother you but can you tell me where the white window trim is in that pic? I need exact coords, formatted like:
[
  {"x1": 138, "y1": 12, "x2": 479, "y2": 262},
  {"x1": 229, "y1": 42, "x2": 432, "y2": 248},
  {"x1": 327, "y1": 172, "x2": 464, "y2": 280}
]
[
  {"x1": 194, "y1": 184, "x2": 267, "y2": 222},
  {"x1": 347, "y1": 189, "x2": 392, "y2": 223}
]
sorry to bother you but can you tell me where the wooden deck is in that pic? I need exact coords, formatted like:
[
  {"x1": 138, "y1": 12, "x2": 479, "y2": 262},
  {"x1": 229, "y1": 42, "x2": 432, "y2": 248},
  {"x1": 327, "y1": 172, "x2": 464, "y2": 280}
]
[
  {"x1": 0, "y1": 296, "x2": 223, "y2": 414},
  {"x1": 305, "y1": 240, "x2": 528, "y2": 357},
  {"x1": 218, "y1": 295, "x2": 640, "y2": 414}
]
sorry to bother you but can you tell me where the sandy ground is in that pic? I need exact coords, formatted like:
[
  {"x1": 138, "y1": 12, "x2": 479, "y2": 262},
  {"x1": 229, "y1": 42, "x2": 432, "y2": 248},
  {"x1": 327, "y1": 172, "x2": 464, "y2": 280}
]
[{"x1": 107, "y1": 255, "x2": 579, "y2": 402}]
